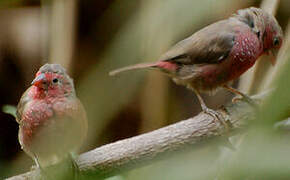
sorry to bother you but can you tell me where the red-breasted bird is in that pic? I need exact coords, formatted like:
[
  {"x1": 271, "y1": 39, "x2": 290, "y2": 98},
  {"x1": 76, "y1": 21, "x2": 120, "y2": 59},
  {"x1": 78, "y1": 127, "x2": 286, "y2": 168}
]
[
  {"x1": 16, "y1": 64, "x2": 88, "y2": 169},
  {"x1": 109, "y1": 7, "x2": 283, "y2": 126}
]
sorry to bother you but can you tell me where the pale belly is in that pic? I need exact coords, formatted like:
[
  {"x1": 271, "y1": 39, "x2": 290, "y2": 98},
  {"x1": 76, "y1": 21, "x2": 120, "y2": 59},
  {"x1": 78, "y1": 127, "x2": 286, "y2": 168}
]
[{"x1": 19, "y1": 99, "x2": 87, "y2": 166}]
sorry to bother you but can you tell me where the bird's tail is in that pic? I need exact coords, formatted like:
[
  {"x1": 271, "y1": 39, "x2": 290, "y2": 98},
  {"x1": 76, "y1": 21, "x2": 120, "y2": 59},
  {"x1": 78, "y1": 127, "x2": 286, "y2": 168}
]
[{"x1": 109, "y1": 62, "x2": 158, "y2": 76}]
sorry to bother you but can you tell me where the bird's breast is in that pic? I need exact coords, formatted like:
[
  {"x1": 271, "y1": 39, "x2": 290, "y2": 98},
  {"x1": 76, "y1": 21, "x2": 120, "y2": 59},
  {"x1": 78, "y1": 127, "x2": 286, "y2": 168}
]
[
  {"x1": 225, "y1": 29, "x2": 262, "y2": 80},
  {"x1": 19, "y1": 100, "x2": 54, "y2": 148},
  {"x1": 19, "y1": 97, "x2": 87, "y2": 166},
  {"x1": 185, "y1": 29, "x2": 263, "y2": 92}
]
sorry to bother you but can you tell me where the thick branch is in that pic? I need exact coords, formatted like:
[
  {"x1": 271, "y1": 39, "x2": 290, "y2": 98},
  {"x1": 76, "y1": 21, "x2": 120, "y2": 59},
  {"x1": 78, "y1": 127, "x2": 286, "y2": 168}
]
[{"x1": 6, "y1": 93, "x2": 267, "y2": 180}]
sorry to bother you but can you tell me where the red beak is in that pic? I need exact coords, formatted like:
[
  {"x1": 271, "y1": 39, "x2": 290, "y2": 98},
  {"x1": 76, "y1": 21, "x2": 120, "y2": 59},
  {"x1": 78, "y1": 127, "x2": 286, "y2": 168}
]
[
  {"x1": 269, "y1": 50, "x2": 277, "y2": 66},
  {"x1": 266, "y1": 49, "x2": 279, "y2": 66},
  {"x1": 31, "y1": 73, "x2": 46, "y2": 87}
]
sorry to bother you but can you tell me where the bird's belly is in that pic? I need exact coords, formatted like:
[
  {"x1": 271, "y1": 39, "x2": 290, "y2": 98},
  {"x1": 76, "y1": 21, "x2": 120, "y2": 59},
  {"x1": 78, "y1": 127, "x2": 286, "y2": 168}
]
[
  {"x1": 187, "y1": 58, "x2": 256, "y2": 92},
  {"x1": 19, "y1": 102, "x2": 86, "y2": 166},
  {"x1": 20, "y1": 116, "x2": 84, "y2": 165}
]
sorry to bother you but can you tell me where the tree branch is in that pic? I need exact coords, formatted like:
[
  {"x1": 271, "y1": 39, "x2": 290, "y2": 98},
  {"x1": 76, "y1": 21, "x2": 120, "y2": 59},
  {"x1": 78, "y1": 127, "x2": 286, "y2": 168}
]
[{"x1": 6, "y1": 92, "x2": 269, "y2": 180}]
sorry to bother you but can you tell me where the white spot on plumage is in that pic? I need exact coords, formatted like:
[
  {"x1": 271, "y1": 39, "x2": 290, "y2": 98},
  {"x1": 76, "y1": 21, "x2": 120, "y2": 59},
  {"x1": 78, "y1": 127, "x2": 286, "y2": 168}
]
[{"x1": 218, "y1": 55, "x2": 225, "y2": 61}]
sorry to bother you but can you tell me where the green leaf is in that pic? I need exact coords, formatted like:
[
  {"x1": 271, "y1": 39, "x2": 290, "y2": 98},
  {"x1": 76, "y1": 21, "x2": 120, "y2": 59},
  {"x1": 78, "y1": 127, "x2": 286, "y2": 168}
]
[{"x1": 2, "y1": 105, "x2": 17, "y2": 118}]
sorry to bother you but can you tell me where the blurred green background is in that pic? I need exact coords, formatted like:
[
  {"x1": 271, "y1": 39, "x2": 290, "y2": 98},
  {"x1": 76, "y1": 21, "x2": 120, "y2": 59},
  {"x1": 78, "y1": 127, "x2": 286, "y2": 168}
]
[{"x1": 0, "y1": 0, "x2": 289, "y2": 179}]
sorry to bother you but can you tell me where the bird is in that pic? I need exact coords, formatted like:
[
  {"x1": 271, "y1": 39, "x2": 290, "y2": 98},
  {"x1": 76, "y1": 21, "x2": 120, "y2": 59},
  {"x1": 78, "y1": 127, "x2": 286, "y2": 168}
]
[
  {"x1": 16, "y1": 64, "x2": 88, "y2": 171},
  {"x1": 109, "y1": 7, "x2": 283, "y2": 126}
]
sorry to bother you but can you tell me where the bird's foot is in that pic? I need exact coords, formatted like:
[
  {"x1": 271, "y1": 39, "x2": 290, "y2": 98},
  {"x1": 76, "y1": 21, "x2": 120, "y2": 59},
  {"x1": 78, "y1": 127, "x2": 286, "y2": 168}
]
[
  {"x1": 69, "y1": 153, "x2": 81, "y2": 179},
  {"x1": 30, "y1": 165, "x2": 38, "y2": 171},
  {"x1": 31, "y1": 156, "x2": 49, "y2": 180},
  {"x1": 232, "y1": 94, "x2": 258, "y2": 107},
  {"x1": 201, "y1": 107, "x2": 235, "y2": 150},
  {"x1": 30, "y1": 166, "x2": 41, "y2": 180},
  {"x1": 201, "y1": 106, "x2": 230, "y2": 130},
  {"x1": 222, "y1": 85, "x2": 258, "y2": 107},
  {"x1": 71, "y1": 159, "x2": 80, "y2": 179}
]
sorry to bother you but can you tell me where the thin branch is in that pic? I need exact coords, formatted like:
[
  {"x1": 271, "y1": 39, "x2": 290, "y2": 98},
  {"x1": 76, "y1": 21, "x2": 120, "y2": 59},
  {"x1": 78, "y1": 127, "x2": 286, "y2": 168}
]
[{"x1": 6, "y1": 92, "x2": 269, "y2": 180}]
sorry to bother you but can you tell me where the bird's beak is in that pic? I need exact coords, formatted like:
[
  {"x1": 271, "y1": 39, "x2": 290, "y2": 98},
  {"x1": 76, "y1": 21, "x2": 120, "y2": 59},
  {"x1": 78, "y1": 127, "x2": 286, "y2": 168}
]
[
  {"x1": 31, "y1": 73, "x2": 46, "y2": 87},
  {"x1": 268, "y1": 50, "x2": 278, "y2": 66}
]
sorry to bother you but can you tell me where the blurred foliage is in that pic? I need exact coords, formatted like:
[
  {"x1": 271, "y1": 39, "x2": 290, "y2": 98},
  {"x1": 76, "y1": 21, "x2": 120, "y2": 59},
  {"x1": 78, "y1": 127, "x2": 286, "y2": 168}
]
[
  {"x1": 1, "y1": 0, "x2": 290, "y2": 179},
  {"x1": 2, "y1": 105, "x2": 17, "y2": 118},
  {"x1": 0, "y1": 0, "x2": 20, "y2": 7},
  {"x1": 0, "y1": 0, "x2": 39, "y2": 7}
]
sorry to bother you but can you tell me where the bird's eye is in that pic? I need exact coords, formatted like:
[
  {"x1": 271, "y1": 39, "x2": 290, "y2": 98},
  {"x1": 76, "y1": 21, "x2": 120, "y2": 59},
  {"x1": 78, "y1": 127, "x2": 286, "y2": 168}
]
[
  {"x1": 52, "y1": 78, "x2": 58, "y2": 84},
  {"x1": 273, "y1": 37, "x2": 280, "y2": 46}
]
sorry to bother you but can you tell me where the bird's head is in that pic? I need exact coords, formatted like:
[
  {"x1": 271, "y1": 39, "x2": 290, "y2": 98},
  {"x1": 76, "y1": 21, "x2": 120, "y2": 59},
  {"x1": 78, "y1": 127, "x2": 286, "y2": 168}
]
[
  {"x1": 31, "y1": 64, "x2": 75, "y2": 98},
  {"x1": 259, "y1": 9, "x2": 283, "y2": 64},
  {"x1": 237, "y1": 7, "x2": 283, "y2": 65}
]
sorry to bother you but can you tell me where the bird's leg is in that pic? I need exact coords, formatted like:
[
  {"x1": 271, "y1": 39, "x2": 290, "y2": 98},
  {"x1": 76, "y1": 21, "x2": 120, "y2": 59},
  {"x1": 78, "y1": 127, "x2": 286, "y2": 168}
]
[
  {"x1": 32, "y1": 156, "x2": 42, "y2": 170},
  {"x1": 222, "y1": 85, "x2": 257, "y2": 106},
  {"x1": 192, "y1": 89, "x2": 229, "y2": 129},
  {"x1": 31, "y1": 155, "x2": 49, "y2": 180},
  {"x1": 192, "y1": 89, "x2": 235, "y2": 150},
  {"x1": 69, "y1": 153, "x2": 80, "y2": 179}
]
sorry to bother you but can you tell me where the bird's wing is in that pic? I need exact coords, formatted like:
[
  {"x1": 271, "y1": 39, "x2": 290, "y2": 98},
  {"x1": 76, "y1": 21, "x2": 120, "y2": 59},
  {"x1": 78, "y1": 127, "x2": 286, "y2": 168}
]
[
  {"x1": 16, "y1": 88, "x2": 31, "y2": 124},
  {"x1": 159, "y1": 20, "x2": 239, "y2": 65}
]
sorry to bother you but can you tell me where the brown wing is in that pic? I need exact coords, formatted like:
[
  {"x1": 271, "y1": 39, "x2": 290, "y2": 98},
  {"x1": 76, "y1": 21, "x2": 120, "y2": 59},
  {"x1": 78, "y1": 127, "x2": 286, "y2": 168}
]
[
  {"x1": 16, "y1": 87, "x2": 32, "y2": 124},
  {"x1": 158, "y1": 19, "x2": 239, "y2": 65}
]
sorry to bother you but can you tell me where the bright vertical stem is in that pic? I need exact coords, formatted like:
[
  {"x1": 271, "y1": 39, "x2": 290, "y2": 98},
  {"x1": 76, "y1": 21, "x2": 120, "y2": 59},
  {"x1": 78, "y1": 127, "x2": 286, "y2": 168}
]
[
  {"x1": 140, "y1": 72, "x2": 169, "y2": 133},
  {"x1": 49, "y1": 0, "x2": 77, "y2": 74}
]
